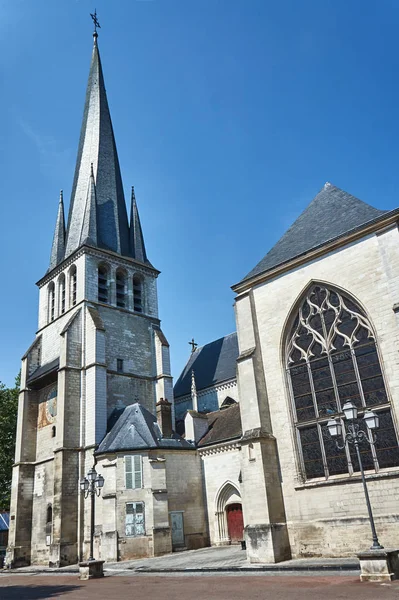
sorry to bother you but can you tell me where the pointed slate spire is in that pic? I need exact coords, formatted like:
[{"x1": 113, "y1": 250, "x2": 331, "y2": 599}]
[
  {"x1": 49, "y1": 190, "x2": 66, "y2": 270},
  {"x1": 65, "y1": 32, "x2": 130, "y2": 258},
  {"x1": 80, "y1": 163, "x2": 98, "y2": 247},
  {"x1": 130, "y1": 186, "x2": 148, "y2": 263}
]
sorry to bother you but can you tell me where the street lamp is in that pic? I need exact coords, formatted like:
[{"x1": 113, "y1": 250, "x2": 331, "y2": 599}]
[
  {"x1": 327, "y1": 401, "x2": 383, "y2": 550},
  {"x1": 80, "y1": 466, "x2": 105, "y2": 561}
]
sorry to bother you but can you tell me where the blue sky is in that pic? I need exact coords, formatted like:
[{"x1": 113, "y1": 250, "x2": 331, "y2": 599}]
[{"x1": 1, "y1": 0, "x2": 399, "y2": 387}]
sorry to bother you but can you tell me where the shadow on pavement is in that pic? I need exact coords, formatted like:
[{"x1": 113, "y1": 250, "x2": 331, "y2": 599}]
[{"x1": 0, "y1": 585, "x2": 80, "y2": 599}]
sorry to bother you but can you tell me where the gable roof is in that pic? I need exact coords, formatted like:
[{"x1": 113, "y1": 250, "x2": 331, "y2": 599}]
[
  {"x1": 240, "y1": 183, "x2": 388, "y2": 284},
  {"x1": 96, "y1": 402, "x2": 194, "y2": 454},
  {"x1": 174, "y1": 333, "x2": 238, "y2": 398},
  {"x1": 198, "y1": 403, "x2": 242, "y2": 447}
]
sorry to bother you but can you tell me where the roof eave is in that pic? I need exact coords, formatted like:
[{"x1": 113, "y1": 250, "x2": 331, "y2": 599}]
[{"x1": 232, "y1": 209, "x2": 399, "y2": 295}]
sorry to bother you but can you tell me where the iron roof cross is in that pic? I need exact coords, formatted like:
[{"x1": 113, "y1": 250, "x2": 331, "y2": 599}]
[
  {"x1": 90, "y1": 9, "x2": 101, "y2": 34},
  {"x1": 189, "y1": 338, "x2": 198, "y2": 353}
]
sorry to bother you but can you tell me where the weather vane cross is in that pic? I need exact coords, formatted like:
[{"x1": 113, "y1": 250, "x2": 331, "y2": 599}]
[{"x1": 90, "y1": 9, "x2": 101, "y2": 34}]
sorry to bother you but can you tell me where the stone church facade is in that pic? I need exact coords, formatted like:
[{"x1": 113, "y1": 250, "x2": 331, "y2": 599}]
[{"x1": 7, "y1": 27, "x2": 399, "y2": 568}]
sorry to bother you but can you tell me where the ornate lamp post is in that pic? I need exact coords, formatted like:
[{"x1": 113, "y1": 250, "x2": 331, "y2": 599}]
[
  {"x1": 327, "y1": 401, "x2": 383, "y2": 550},
  {"x1": 80, "y1": 467, "x2": 105, "y2": 561}
]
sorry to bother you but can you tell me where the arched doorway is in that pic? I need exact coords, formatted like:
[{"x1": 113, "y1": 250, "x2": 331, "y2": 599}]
[
  {"x1": 215, "y1": 481, "x2": 243, "y2": 544},
  {"x1": 226, "y1": 503, "x2": 244, "y2": 543}
]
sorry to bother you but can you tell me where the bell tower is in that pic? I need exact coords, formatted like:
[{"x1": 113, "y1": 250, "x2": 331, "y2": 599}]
[{"x1": 7, "y1": 24, "x2": 174, "y2": 567}]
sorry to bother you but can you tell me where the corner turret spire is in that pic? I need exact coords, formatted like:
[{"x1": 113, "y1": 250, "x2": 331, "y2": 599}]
[
  {"x1": 80, "y1": 163, "x2": 98, "y2": 247},
  {"x1": 49, "y1": 190, "x2": 66, "y2": 270},
  {"x1": 64, "y1": 31, "x2": 130, "y2": 258},
  {"x1": 130, "y1": 186, "x2": 148, "y2": 264}
]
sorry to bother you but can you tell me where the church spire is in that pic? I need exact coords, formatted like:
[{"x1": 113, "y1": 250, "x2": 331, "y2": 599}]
[
  {"x1": 64, "y1": 31, "x2": 130, "y2": 259},
  {"x1": 130, "y1": 186, "x2": 148, "y2": 263},
  {"x1": 49, "y1": 190, "x2": 66, "y2": 270},
  {"x1": 80, "y1": 163, "x2": 98, "y2": 247}
]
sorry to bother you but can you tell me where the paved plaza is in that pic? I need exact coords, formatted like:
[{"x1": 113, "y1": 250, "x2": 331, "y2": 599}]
[
  {"x1": 6, "y1": 545, "x2": 360, "y2": 575},
  {"x1": 1, "y1": 573, "x2": 399, "y2": 600}
]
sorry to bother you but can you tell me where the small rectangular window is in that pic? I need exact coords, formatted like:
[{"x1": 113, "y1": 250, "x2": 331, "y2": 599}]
[
  {"x1": 117, "y1": 359, "x2": 124, "y2": 373},
  {"x1": 125, "y1": 455, "x2": 143, "y2": 489},
  {"x1": 125, "y1": 502, "x2": 145, "y2": 537}
]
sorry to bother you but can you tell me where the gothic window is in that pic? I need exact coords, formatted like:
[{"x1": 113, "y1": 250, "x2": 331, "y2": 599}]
[
  {"x1": 59, "y1": 274, "x2": 66, "y2": 315},
  {"x1": 117, "y1": 358, "x2": 124, "y2": 373},
  {"x1": 286, "y1": 284, "x2": 399, "y2": 480},
  {"x1": 98, "y1": 264, "x2": 109, "y2": 304},
  {"x1": 69, "y1": 265, "x2": 77, "y2": 307},
  {"x1": 48, "y1": 282, "x2": 55, "y2": 322},
  {"x1": 116, "y1": 269, "x2": 126, "y2": 308},
  {"x1": 133, "y1": 275, "x2": 143, "y2": 313},
  {"x1": 125, "y1": 502, "x2": 145, "y2": 537},
  {"x1": 125, "y1": 455, "x2": 143, "y2": 489}
]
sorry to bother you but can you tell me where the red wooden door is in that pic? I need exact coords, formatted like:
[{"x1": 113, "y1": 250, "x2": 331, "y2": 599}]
[{"x1": 226, "y1": 503, "x2": 244, "y2": 542}]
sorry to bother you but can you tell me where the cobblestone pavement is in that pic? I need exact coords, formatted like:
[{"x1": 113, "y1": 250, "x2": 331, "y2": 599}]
[{"x1": 0, "y1": 574, "x2": 398, "y2": 600}]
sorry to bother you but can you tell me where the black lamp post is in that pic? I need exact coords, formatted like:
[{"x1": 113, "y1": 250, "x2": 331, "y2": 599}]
[
  {"x1": 327, "y1": 401, "x2": 383, "y2": 550},
  {"x1": 80, "y1": 466, "x2": 105, "y2": 561}
]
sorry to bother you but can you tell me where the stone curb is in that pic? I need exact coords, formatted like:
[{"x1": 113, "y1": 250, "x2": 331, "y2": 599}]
[{"x1": 133, "y1": 563, "x2": 360, "y2": 573}]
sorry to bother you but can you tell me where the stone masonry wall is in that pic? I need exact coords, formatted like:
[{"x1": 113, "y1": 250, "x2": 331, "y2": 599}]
[{"x1": 236, "y1": 225, "x2": 399, "y2": 556}]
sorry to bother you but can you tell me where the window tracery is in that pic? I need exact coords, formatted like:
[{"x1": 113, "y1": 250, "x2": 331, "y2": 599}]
[{"x1": 286, "y1": 284, "x2": 399, "y2": 480}]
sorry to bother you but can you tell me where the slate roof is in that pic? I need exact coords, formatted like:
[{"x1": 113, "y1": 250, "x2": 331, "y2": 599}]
[
  {"x1": 198, "y1": 402, "x2": 242, "y2": 447},
  {"x1": 174, "y1": 333, "x2": 239, "y2": 398},
  {"x1": 96, "y1": 403, "x2": 194, "y2": 453},
  {"x1": 27, "y1": 358, "x2": 59, "y2": 385},
  {"x1": 240, "y1": 183, "x2": 388, "y2": 283}
]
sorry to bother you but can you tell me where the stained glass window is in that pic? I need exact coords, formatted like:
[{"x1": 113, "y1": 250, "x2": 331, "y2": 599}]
[{"x1": 286, "y1": 285, "x2": 399, "y2": 480}]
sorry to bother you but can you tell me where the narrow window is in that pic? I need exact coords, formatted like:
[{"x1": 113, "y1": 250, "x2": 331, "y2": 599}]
[
  {"x1": 59, "y1": 274, "x2": 66, "y2": 315},
  {"x1": 125, "y1": 502, "x2": 145, "y2": 537},
  {"x1": 286, "y1": 284, "x2": 399, "y2": 480},
  {"x1": 69, "y1": 265, "x2": 77, "y2": 307},
  {"x1": 46, "y1": 505, "x2": 52, "y2": 545},
  {"x1": 116, "y1": 269, "x2": 126, "y2": 308},
  {"x1": 48, "y1": 283, "x2": 55, "y2": 322},
  {"x1": 133, "y1": 275, "x2": 143, "y2": 313},
  {"x1": 125, "y1": 455, "x2": 143, "y2": 489},
  {"x1": 98, "y1": 265, "x2": 108, "y2": 303},
  {"x1": 117, "y1": 359, "x2": 124, "y2": 373}
]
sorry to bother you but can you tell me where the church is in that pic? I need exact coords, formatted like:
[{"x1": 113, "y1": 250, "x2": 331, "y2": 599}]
[{"x1": 7, "y1": 25, "x2": 399, "y2": 567}]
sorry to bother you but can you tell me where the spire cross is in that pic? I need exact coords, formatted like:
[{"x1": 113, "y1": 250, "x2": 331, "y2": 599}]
[
  {"x1": 189, "y1": 338, "x2": 198, "y2": 353},
  {"x1": 90, "y1": 9, "x2": 101, "y2": 35}
]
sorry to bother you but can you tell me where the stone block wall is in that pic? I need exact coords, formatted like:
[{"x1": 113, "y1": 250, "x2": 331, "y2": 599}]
[{"x1": 235, "y1": 225, "x2": 399, "y2": 557}]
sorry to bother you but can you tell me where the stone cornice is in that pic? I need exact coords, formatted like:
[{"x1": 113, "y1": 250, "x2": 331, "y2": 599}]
[
  {"x1": 37, "y1": 244, "x2": 160, "y2": 288},
  {"x1": 175, "y1": 378, "x2": 237, "y2": 404},
  {"x1": 198, "y1": 440, "x2": 240, "y2": 456}
]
